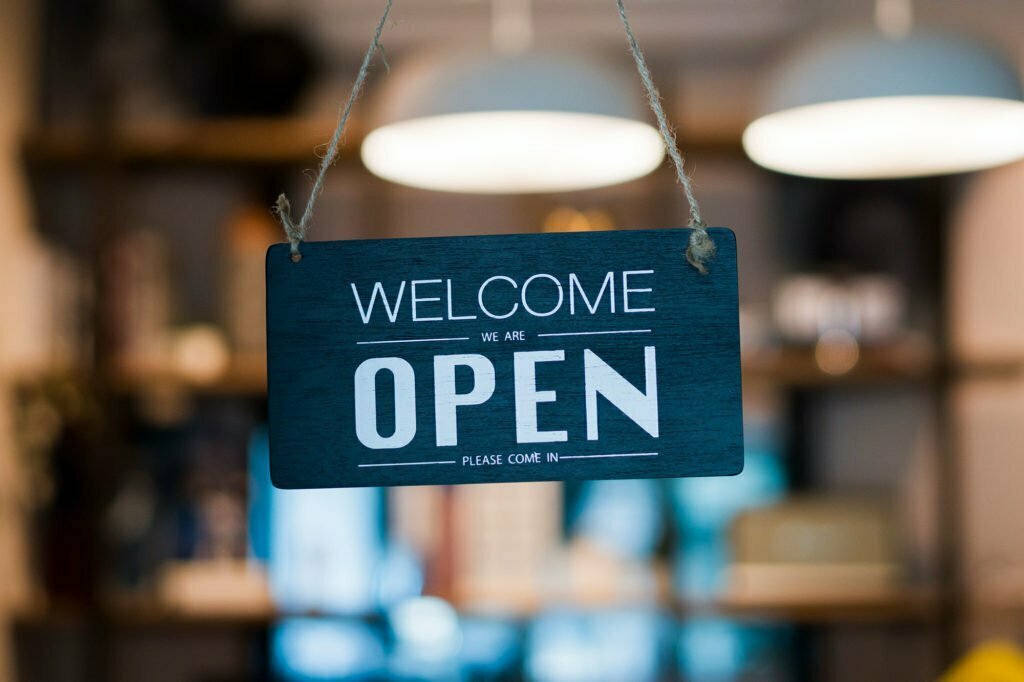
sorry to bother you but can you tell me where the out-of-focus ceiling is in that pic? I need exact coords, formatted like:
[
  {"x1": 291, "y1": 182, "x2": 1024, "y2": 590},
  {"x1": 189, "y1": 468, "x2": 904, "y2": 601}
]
[
  {"x1": 234, "y1": 0, "x2": 1024, "y2": 141},
  {"x1": 236, "y1": 0, "x2": 1024, "y2": 62}
]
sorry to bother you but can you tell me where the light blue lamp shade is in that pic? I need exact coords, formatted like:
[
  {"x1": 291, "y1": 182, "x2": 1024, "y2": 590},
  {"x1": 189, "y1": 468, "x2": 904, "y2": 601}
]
[
  {"x1": 361, "y1": 52, "x2": 665, "y2": 193},
  {"x1": 743, "y1": 32, "x2": 1024, "y2": 179}
]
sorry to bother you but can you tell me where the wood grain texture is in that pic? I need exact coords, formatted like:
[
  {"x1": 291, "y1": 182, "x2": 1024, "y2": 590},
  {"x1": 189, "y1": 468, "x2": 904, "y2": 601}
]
[{"x1": 266, "y1": 228, "x2": 743, "y2": 489}]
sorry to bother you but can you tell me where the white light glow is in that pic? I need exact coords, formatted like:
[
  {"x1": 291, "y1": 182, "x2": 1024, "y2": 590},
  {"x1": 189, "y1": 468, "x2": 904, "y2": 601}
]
[
  {"x1": 172, "y1": 325, "x2": 230, "y2": 384},
  {"x1": 743, "y1": 96, "x2": 1024, "y2": 179},
  {"x1": 390, "y1": 596, "x2": 461, "y2": 659},
  {"x1": 361, "y1": 111, "x2": 665, "y2": 194}
]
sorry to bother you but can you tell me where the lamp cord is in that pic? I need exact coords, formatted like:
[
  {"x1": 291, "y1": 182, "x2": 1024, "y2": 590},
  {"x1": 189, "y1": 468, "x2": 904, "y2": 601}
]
[
  {"x1": 275, "y1": 0, "x2": 714, "y2": 274},
  {"x1": 274, "y1": 0, "x2": 394, "y2": 261},
  {"x1": 615, "y1": 0, "x2": 714, "y2": 274}
]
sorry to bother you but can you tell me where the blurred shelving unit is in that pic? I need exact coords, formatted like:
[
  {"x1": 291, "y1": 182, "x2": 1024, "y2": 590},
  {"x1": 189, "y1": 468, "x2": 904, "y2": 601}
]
[
  {"x1": 22, "y1": 118, "x2": 364, "y2": 167},
  {"x1": 71, "y1": 345, "x2": 943, "y2": 398},
  {"x1": 107, "y1": 354, "x2": 269, "y2": 396},
  {"x1": 743, "y1": 343, "x2": 939, "y2": 387},
  {"x1": 14, "y1": 588, "x2": 943, "y2": 631},
  {"x1": 955, "y1": 357, "x2": 1024, "y2": 381},
  {"x1": 16, "y1": 96, "x2": 963, "y2": 682},
  {"x1": 683, "y1": 590, "x2": 941, "y2": 625},
  {"x1": 14, "y1": 1, "x2": 1024, "y2": 679},
  {"x1": 14, "y1": 333, "x2": 954, "y2": 399}
]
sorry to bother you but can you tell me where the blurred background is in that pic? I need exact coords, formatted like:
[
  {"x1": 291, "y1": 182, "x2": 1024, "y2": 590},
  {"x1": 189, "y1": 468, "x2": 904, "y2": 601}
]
[{"x1": 2, "y1": 0, "x2": 1024, "y2": 680}]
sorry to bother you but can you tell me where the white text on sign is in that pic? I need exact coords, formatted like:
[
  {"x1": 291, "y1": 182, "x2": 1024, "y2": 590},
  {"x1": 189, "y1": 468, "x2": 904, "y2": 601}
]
[{"x1": 353, "y1": 347, "x2": 659, "y2": 449}]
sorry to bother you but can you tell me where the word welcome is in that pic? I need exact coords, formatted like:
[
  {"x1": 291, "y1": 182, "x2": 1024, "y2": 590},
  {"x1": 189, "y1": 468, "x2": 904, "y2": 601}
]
[
  {"x1": 350, "y1": 271, "x2": 656, "y2": 324},
  {"x1": 354, "y1": 347, "x2": 659, "y2": 449}
]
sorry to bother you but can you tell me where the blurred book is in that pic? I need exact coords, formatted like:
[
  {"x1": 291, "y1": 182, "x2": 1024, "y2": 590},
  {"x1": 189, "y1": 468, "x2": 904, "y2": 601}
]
[
  {"x1": 108, "y1": 228, "x2": 173, "y2": 369},
  {"x1": 157, "y1": 559, "x2": 271, "y2": 616},
  {"x1": 0, "y1": 243, "x2": 90, "y2": 377},
  {"x1": 951, "y1": 161, "x2": 1024, "y2": 362},
  {"x1": 222, "y1": 203, "x2": 279, "y2": 356},
  {"x1": 728, "y1": 498, "x2": 903, "y2": 600},
  {"x1": 451, "y1": 482, "x2": 562, "y2": 612},
  {"x1": 957, "y1": 378, "x2": 1024, "y2": 609}
]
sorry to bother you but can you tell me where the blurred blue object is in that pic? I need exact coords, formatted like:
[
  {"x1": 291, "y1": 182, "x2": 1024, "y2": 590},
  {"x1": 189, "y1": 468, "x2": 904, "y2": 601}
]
[
  {"x1": 671, "y1": 447, "x2": 786, "y2": 596},
  {"x1": 672, "y1": 449, "x2": 786, "y2": 536},
  {"x1": 572, "y1": 479, "x2": 663, "y2": 558},
  {"x1": 678, "y1": 619, "x2": 793, "y2": 682},
  {"x1": 247, "y1": 429, "x2": 386, "y2": 613},
  {"x1": 678, "y1": 619, "x2": 743, "y2": 680},
  {"x1": 273, "y1": 618, "x2": 386, "y2": 681},
  {"x1": 251, "y1": 428, "x2": 410, "y2": 680},
  {"x1": 671, "y1": 422, "x2": 790, "y2": 681},
  {"x1": 675, "y1": 538, "x2": 729, "y2": 596},
  {"x1": 375, "y1": 543, "x2": 427, "y2": 609},
  {"x1": 460, "y1": 616, "x2": 521, "y2": 678},
  {"x1": 388, "y1": 596, "x2": 463, "y2": 681},
  {"x1": 526, "y1": 609, "x2": 668, "y2": 682},
  {"x1": 247, "y1": 428, "x2": 272, "y2": 562},
  {"x1": 270, "y1": 484, "x2": 383, "y2": 613}
]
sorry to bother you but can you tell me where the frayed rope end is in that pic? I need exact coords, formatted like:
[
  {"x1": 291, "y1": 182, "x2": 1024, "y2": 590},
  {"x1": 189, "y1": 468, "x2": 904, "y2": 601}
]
[
  {"x1": 273, "y1": 194, "x2": 303, "y2": 259},
  {"x1": 686, "y1": 227, "x2": 716, "y2": 275}
]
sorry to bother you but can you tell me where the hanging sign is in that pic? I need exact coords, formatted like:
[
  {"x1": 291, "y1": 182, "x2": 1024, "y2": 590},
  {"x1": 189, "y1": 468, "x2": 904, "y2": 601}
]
[{"x1": 266, "y1": 227, "x2": 743, "y2": 489}]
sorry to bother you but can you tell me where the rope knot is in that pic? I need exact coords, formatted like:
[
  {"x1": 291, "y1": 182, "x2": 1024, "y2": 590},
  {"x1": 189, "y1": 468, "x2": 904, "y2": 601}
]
[
  {"x1": 271, "y1": 0, "x2": 393, "y2": 263},
  {"x1": 274, "y1": 194, "x2": 303, "y2": 260},
  {"x1": 616, "y1": 0, "x2": 713, "y2": 274},
  {"x1": 685, "y1": 227, "x2": 716, "y2": 275}
]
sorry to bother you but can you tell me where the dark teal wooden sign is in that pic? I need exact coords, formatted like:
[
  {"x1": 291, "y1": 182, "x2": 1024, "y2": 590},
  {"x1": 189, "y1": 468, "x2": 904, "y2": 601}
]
[{"x1": 266, "y1": 228, "x2": 742, "y2": 489}]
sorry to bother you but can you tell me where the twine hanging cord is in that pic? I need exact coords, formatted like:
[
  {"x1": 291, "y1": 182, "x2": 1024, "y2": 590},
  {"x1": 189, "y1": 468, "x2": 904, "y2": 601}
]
[
  {"x1": 615, "y1": 0, "x2": 714, "y2": 274},
  {"x1": 274, "y1": 0, "x2": 714, "y2": 274},
  {"x1": 274, "y1": 0, "x2": 394, "y2": 262}
]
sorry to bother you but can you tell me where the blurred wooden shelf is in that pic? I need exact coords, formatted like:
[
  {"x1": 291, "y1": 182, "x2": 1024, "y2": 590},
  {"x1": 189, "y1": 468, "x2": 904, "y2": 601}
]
[
  {"x1": 965, "y1": 598, "x2": 1024, "y2": 620},
  {"x1": 22, "y1": 118, "x2": 362, "y2": 167},
  {"x1": 15, "y1": 605, "x2": 376, "y2": 630},
  {"x1": 682, "y1": 590, "x2": 941, "y2": 624},
  {"x1": 108, "y1": 354, "x2": 267, "y2": 396},
  {"x1": 16, "y1": 589, "x2": 943, "y2": 631},
  {"x1": 12, "y1": 339, "x2": 955, "y2": 400},
  {"x1": 954, "y1": 356, "x2": 1024, "y2": 380},
  {"x1": 22, "y1": 117, "x2": 745, "y2": 168},
  {"x1": 742, "y1": 344, "x2": 938, "y2": 387},
  {"x1": 103, "y1": 606, "x2": 278, "y2": 630},
  {"x1": 32, "y1": 347, "x2": 1023, "y2": 399},
  {"x1": 93, "y1": 344, "x2": 944, "y2": 398}
]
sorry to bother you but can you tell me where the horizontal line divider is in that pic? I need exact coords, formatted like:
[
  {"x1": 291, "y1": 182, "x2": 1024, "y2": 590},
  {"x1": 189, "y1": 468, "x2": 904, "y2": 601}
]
[
  {"x1": 356, "y1": 337, "x2": 469, "y2": 345},
  {"x1": 537, "y1": 329, "x2": 651, "y2": 338},
  {"x1": 559, "y1": 452, "x2": 659, "y2": 460},
  {"x1": 358, "y1": 460, "x2": 457, "y2": 467}
]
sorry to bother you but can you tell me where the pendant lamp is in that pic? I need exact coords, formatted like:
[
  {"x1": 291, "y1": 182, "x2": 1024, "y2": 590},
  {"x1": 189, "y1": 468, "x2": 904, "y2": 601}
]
[
  {"x1": 360, "y1": 51, "x2": 666, "y2": 194},
  {"x1": 743, "y1": 29, "x2": 1024, "y2": 179}
]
